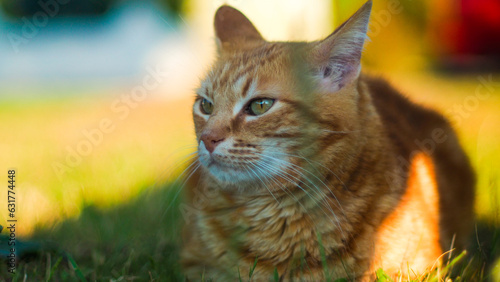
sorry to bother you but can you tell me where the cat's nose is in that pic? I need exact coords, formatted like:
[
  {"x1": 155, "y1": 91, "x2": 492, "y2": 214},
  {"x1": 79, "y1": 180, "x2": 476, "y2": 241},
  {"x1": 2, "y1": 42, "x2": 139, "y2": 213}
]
[{"x1": 200, "y1": 133, "x2": 225, "y2": 153}]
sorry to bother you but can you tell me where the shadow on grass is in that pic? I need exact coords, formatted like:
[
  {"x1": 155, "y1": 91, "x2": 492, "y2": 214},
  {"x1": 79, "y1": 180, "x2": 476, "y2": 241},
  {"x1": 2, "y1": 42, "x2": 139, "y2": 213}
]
[
  {"x1": 0, "y1": 182, "x2": 499, "y2": 281},
  {"x1": 0, "y1": 183, "x2": 185, "y2": 281}
]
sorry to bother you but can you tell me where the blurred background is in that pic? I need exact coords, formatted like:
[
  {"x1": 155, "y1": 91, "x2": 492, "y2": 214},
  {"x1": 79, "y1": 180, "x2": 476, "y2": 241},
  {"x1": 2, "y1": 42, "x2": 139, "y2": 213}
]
[{"x1": 0, "y1": 0, "x2": 499, "y2": 279}]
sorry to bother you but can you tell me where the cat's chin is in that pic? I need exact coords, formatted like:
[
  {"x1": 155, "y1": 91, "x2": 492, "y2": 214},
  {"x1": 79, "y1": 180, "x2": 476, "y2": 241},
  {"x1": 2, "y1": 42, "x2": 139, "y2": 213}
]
[
  {"x1": 197, "y1": 146, "x2": 283, "y2": 187},
  {"x1": 203, "y1": 162, "x2": 258, "y2": 184}
]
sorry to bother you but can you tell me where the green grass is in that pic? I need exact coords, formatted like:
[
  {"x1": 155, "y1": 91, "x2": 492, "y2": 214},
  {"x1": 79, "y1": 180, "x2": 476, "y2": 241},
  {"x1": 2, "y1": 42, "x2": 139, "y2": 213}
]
[
  {"x1": 0, "y1": 184, "x2": 185, "y2": 281},
  {"x1": 0, "y1": 72, "x2": 499, "y2": 280}
]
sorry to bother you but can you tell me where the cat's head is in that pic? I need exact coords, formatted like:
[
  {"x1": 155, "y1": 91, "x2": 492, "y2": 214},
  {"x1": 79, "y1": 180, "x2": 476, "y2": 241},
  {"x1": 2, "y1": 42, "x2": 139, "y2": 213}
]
[{"x1": 193, "y1": 1, "x2": 372, "y2": 188}]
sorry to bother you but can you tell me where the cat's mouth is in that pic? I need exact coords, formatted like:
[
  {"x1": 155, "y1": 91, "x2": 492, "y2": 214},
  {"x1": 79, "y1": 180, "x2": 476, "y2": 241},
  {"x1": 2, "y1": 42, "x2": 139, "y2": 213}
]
[
  {"x1": 206, "y1": 158, "x2": 228, "y2": 169},
  {"x1": 205, "y1": 154, "x2": 255, "y2": 171}
]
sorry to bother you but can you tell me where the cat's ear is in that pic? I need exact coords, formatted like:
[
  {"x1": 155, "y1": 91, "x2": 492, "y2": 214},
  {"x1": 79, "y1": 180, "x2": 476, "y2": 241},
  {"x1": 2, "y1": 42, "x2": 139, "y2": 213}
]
[
  {"x1": 214, "y1": 5, "x2": 264, "y2": 53},
  {"x1": 309, "y1": 0, "x2": 372, "y2": 92}
]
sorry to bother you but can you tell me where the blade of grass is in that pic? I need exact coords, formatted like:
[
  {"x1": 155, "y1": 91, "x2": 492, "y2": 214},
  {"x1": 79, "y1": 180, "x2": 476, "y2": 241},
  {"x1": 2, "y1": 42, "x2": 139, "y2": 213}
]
[
  {"x1": 66, "y1": 252, "x2": 86, "y2": 282},
  {"x1": 273, "y1": 267, "x2": 279, "y2": 282},
  {"x1": 375, "y1": 268, "x2": 394, "y2": 282},
  {"x1": 316, "y1": 232, "x2": 332, "y2": 281},
  {"x1": 249, "y1": 256, "x2": 258, "y2": 279},
  {"x1": 428, "y1": 251, "x2": 466, "y2": 282},
  {"x1": 46, "y1": 256, "x2": 63, "y2": 282}
]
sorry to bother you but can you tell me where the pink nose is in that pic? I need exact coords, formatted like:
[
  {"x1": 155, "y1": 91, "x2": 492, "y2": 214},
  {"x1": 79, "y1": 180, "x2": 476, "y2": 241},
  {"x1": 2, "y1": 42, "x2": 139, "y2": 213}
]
[{"x1": 200, "y1": 133, "x2": 225, "y2": 153}]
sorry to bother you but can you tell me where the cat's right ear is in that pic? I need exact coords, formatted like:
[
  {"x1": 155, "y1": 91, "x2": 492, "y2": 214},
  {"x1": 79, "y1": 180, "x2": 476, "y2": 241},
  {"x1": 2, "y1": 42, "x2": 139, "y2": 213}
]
[
  {"x1": 309, "y1": 0, "x2": 372, "y2": 93},
  {"x1": 214, "y1": 6, "x2": 264, "y2": 53}
]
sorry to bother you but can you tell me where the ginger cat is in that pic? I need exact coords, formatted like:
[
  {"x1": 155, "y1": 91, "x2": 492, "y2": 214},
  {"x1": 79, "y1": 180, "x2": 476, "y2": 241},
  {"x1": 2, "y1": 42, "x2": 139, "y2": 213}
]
[{"x1": 181, "y1": 1, "x2": 475, "y2": 280}]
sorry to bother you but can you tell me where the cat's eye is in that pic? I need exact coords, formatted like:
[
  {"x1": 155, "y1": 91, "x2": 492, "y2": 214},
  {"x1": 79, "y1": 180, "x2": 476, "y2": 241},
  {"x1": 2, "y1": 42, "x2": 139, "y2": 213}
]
[
  {"x1": 200, "y1": 98, "x2": 214, "y2": 115},
  {"x1": 247, "y1": 98, "x2": 274, "y2": 116}
]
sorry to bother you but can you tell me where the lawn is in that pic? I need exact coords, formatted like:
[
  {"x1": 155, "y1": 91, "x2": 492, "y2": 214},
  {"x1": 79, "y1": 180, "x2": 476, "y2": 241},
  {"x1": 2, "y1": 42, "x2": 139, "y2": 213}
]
[{"x1": 0, "y1": 71, "x2": 499, "y2": 280}]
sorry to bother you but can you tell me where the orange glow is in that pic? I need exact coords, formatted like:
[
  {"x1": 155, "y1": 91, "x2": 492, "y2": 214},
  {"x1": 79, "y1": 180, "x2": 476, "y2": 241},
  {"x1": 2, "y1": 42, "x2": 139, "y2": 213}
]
[{"x1": 371, "y1": 153, "x2": 442, "y2": 277}]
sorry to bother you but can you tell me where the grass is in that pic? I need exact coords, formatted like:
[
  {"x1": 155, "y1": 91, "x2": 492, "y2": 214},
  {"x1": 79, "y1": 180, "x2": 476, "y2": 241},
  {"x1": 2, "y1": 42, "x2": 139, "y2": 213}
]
[
  {"x1": 0, "y1": 184, "x2": 185, "y2": 281},
  {"x1": 0, "y1": 71, "x2": 499, "y2": 280}
]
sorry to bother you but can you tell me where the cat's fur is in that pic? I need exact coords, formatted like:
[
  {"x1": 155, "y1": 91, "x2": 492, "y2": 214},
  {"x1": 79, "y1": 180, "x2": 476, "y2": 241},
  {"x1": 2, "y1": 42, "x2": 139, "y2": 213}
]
[{"x1": 180, "y1": 1, "x2": 475, "y2": 280}]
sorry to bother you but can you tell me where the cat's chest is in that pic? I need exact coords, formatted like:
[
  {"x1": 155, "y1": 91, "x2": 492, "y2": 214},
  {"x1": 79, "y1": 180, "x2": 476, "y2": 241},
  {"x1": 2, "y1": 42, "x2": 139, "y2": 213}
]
[{"x1": 198, "y1": 192, "x2": 343, "y2": 264}]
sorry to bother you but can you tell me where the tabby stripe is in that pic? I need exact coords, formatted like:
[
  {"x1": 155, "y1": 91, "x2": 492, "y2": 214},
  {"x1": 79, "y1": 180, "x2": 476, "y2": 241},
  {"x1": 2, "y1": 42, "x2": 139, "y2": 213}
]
[
  {"x1": 279, "y1": 99, "x2": 326, "y2": 131},
  {"x1": 233, "y1": 64, "x2": 257, "y2": 85},
  {"x1": 343, "y1": 150, "x2": 365, "y2": 191},
  {"x1": 339, "y1": 199, "x2": 379, "y2": 258},
  {"x1": 228, "y1": 48, "x2": 283, "y2": 87},
  {"x1": 317, "y1": 132, "x2": 348, "y2": 153},
  {"x1": 217, "y1": 64, "x2": 233, "y2": 89},
  {"x1": 259, "y1": 44, "x2": 282, "y2": 65},
  {"x1": 228, "y1": 149, "x2": 253, "y2": 154},
  {"x1": 260, "y1": 132, "x2": 302, "y2": 138},
  {"x1": 208, "y1": 218, "x2": 227, "y2": 238},
  {"x1": 230, "y1": 113, "x2": 244, "y2": 132},
  {"x1": 192, "y1": 114, "x2": 207, "y2": 125},
  {"x1": 241, "y1": 76, "x2": 253, "y2": 97},
  {"x1": 228, "y1": 67, "x2": 246, "y2": 86}
]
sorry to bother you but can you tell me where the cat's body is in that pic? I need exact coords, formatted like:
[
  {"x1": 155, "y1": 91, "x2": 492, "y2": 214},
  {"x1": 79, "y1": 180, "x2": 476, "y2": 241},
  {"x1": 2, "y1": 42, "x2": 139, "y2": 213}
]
[{"x1": 180, "y1": 2, "x2": 474, "y2": 280}]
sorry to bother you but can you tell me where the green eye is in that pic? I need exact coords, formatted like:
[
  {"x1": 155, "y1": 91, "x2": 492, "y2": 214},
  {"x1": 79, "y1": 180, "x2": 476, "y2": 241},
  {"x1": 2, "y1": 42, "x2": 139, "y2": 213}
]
[
  {"x1": 248, "y1": 98, "x2": 274, "y2": 116},
  {"x1": 200, "y1": 98, "x2": 213, "y2": 115}
]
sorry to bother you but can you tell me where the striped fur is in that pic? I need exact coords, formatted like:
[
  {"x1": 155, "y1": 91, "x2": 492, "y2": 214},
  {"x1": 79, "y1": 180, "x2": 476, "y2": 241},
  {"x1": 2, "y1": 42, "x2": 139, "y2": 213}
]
[{"x1": 181, "y1": 1, "x2": 475, "y2": 280}]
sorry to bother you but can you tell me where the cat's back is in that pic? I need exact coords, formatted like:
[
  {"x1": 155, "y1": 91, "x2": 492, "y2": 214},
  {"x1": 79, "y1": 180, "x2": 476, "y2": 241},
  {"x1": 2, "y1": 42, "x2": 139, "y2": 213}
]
[
  {"x1": 362, "y1": 74, "x2": 450, "y2": 152},
  {"x1": 361, "y1": 74, "x2": 475, "y2": 249}
]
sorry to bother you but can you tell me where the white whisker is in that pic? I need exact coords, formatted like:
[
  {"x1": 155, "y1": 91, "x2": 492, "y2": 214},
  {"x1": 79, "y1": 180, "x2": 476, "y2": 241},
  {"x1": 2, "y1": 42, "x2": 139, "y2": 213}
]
[
  {"x1": 321, "y1": 129, "x2": 360, "y2": 134},
  {"x1": 254, "y1": 155, "x2": 345, "y2": 237},
  {"x1": 244, "y1": 162, "x2": 280, "y2": 205},
  {"x1": 253, "y1": 162, "x2": 305, "y2": 210},
  {"x1": 162, "y1": 158, "x2": 201, "y2": 218}
]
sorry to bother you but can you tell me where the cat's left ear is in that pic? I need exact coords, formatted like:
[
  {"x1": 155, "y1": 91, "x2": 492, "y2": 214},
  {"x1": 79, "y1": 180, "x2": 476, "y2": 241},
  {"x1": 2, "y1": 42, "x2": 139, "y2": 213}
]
[
  {"x1": 214, "y1": 5, "x2": 264, "y2": 53},
  {"x1": 309, "y1": 0, "x2": 372, "y2": 92}
]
